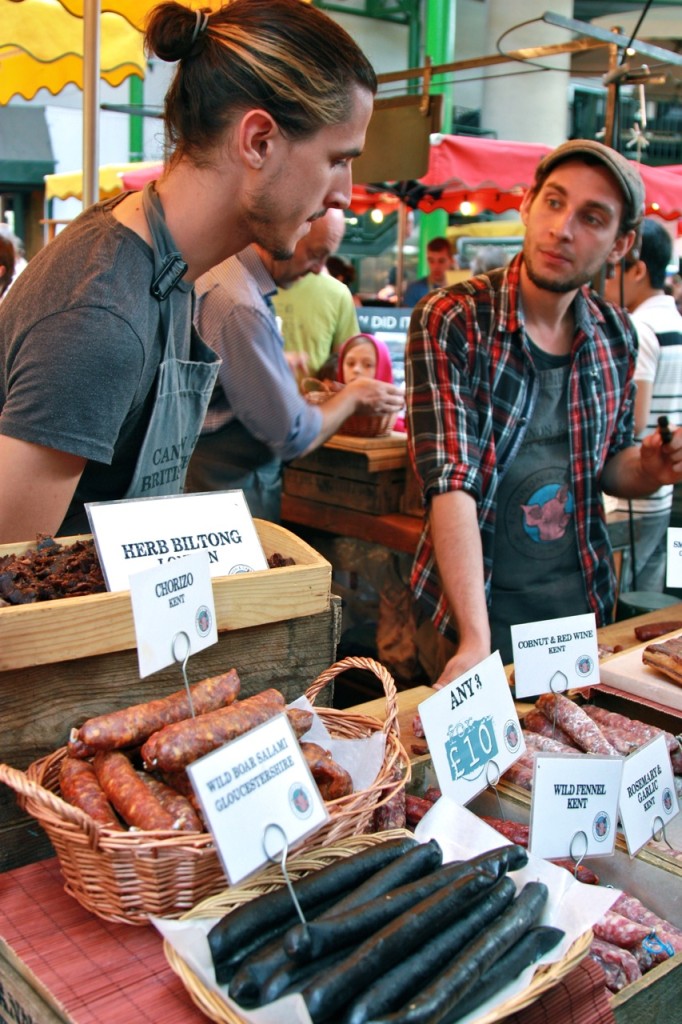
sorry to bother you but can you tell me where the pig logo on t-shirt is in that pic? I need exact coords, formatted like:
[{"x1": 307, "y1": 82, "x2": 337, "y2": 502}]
[{"x1": 520, "y1": 483, "x2": 572, "y2": 542}]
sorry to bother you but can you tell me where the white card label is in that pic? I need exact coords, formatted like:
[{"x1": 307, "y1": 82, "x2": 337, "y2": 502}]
[
  {"x1": 418, "y1": 651, "x2": 525, "y2": 805},
  {"x1": 128, "y1": 550, "x2": 217, "y2": 677},
  {"x1": 187, "y1": 714, "x2": 329, "y2": 885},
  {"x1": 511, "y1": 613, "x2": 599, "y2": 699},
  {"x1": 86, "y1": 491, "x2": 268, "y2": 591},
  {"x1": 529, "y1": 753, "x2": 623, "y2": 860},
  {"x1": 666, "y1": 527, "x2": 682, "y2": 588},
  {"x1": 619, "y1": 734, "x2": 679, "y2": 857}
]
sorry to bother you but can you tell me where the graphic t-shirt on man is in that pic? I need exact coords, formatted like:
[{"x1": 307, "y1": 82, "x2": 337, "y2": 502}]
[{"x1": 490, "y1": 342, "x2": 589, "y2": 662}]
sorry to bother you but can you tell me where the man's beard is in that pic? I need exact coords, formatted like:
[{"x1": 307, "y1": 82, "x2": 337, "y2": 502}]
[
  {"x1": 523, "y1": 249, "x2": 597, "y2": 294},
  {"x1": 243, "y1": 186, "x2": 297, "y2": 262}
]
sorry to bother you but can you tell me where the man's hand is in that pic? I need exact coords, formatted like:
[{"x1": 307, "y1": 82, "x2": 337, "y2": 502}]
[
  {"x1": 640, "y1": 423, "x2": 682, "y2": 484},
  {"x1": 434, "y1": 638, "x2": 492, "y2": 690},
  {"x1": 344, "y1": 376, "x2": 404, "y2": 416}
]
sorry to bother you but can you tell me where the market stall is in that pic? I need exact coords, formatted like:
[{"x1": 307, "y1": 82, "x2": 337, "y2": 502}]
[{"x1": 1, "y1": 529, "x2": 682, "y2": 1024}]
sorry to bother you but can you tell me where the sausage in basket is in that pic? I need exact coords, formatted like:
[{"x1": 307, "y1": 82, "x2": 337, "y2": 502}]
[{"x1": 69, "y1": 669, "x2": 241, "y2": 755}]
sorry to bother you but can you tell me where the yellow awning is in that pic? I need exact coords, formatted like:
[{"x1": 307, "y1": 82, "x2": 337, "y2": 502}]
[
  {"x1": 54, "y1": 1, "x2": 286, "y2": 32},
  {"x1": 0, "y1": 0, "x2": 145, "y2": 104},
  {"x1": 44, "y1": 160, "x2": 161, "y2": 201}
]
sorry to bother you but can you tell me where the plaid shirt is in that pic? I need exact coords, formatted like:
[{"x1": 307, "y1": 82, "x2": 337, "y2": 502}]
[{"x1": 406, "y1": 253, "x2": 638, "y2": 638}]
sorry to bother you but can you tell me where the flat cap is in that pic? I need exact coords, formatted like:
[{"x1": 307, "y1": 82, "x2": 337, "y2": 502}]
[{"x1": 535, "y1": 139, "x2": 645, "y2": 229}]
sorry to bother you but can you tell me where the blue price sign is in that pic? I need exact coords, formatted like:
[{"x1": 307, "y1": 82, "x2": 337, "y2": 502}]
[{"x1": 446, "y1": 716, "x2": 498, "y2": 782}]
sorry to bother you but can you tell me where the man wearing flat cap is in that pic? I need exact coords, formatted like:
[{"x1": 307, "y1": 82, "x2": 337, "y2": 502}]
[{"x1": 406, "y1": 139, "x2": 682, "y2": 686}]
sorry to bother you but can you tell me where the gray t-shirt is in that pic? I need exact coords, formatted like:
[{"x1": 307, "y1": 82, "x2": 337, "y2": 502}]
[
  {"x1": 490, "y1": 343, "x2": 589, "y2": 661},
  {"x1": 0, "y1": 195, "x2": 190, "y2": 534}
]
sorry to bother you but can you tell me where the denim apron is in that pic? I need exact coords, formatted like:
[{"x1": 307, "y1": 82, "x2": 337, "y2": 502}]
[{"x1": 122, "y1": 183, "x2": 220, "y2": 499}]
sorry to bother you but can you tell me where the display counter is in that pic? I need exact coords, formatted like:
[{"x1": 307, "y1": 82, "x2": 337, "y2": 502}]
[{"x1": 1, "y1": 605, "x2": 681, "y2": 1023}]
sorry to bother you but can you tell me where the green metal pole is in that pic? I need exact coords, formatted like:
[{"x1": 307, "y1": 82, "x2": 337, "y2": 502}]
[
  {"x1": 417, "y1": 0, "x2": 455, "y2": 274},
  {"x1": 129, "y1": 76, "x2": 144, "y2": 162}
]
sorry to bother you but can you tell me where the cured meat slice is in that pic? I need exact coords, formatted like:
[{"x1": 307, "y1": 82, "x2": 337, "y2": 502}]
[{"x1": 642, "y1": 636, "x2": 682, "y2": 687}]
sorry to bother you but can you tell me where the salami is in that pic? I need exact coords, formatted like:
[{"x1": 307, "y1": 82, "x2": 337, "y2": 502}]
[
  {"x1": 522, "y1": 730, "x2": 577, "y2": 755},
  {"x1": 71, "y1": 669, "x2": 241, "y2": 754},
  {"x1": 592, "y1": 910, "x2": 652, "y2": 948},
  {"x1": 535, "y1": 693, "x2": 618, "y2": 755},
  {"x1": 93, "y1": 751, "x2": 179, "y2": 830},
  {"x1": 589, "y1": 937, "x2": 642, "y2": 992},
  {"x1": 59, "y1": 756, "x2": 123, "y2": 829},
  {"x1": 611, "y1": 892, "x2": 682, "y2": 954},
  {"x1": 501, "y1": 753, "x2": 534, "y2": 791},
  {"x1": 583, "y1": 704, "x2": 682, "y2": 768},
  {"x1": 136, "y1": 772, "x2": 203, "y2": 831},
  {"x1": 523, "y1": 708, "x2": 576, "y2": 748},
  {"x1": 373, "y1": 766, "x2": 407, "y2": 831},
  {"x1": 405, "y1": 794, "x2": 435, "y2": 827},
  {"x1": 141, "y1": 688, "x2": 286, "y2": 772}
]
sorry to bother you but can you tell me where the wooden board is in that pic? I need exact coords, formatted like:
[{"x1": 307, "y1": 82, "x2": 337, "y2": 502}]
[
  {"x1": 324, "y1": 432, "x2": 407, "y2": 471},
  {"x1": 0, "y1": 520, "x2": 331, "y2": 671},
  {"x1": 599, "y1": 628, "x2": 682, "y2": 714}
]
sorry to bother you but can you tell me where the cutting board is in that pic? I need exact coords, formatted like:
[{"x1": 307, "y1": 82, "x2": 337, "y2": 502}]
[{"x1": 599, "y1": 628, "x2": 682, "y2": 714}]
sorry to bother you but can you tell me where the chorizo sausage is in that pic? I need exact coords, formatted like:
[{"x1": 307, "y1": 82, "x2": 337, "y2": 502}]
[
  {"x1": 535, "y1": 693, "x2": 618, "y2": 755},
  {"x1": 135, "y1": 772, "x2": 203, "y2": 832},
  {"x1": 286, "y1": 707, "x2": 314, "y2": 738},
  {"x1": 93, "y1": 751, "x2": 178, "y2": 830},
  {"x1": 634, "y1": 620, "x2": 682, "y2": 642},
  {"x1": 300, "y1": 742, "x2": 353, "y2": 801},
  {"x1": 71, "y1": 669, "x2": 241, "y2": 754},
  {"x1": 59, "y1": 756, "x2": 123, "y2": 829},
  {"x1": 141, "y1": 688, "x2": 286, "y2": 772}
]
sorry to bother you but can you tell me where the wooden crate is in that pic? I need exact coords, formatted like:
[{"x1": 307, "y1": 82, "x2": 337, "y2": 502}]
[
  {"x1": 0, "y1": 519, "x2": 331, "y2": 671},
  {"x1": 283, "y1": 433, "x2": 407, "y2": 516},
  {"x1": 0, "y1": 522, "x2": 339, "y2": 873}
]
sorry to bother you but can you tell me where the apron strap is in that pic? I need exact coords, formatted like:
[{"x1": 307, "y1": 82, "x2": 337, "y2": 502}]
[{"x1": 142, "y1": 181, "x2": 192, "y2": 350}]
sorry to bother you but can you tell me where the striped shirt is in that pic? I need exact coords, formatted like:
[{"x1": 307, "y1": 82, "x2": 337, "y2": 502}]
[
  {"x1": 616, "y1": 293, "x2": 682, "y2": 517},
  {"x1": 194, "y1": 246, "x2": 321, "y2": 458},
  {"x1": 406, "y1": 253, "x2": 638, "y2": 637}
]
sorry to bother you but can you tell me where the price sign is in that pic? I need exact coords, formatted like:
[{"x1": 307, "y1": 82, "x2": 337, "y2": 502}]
[
  {"x1": 128, "y1": 550, "x2": 217, "y2": 677},
  {"x1": 667, "y1": 528, "x2": 682, "y2": 588},
  {"x1": 418, "y1": 651, "x2": 524, "y2": 805},
  {"x1": 529, "y1": 753, "x2": 623, "y2": 860},
  {"x1": 511, "y1": 613, "x2": 599, "y2": 699},
  {"x1": 187, "y1": 714, "x2": 328, "y2": 885},
  {"x1": 86, "y1": 490, "x2": 267, "y2": 591},
  {"x1": 619, "y1": 735, "x2": 679, "y2": 857}
]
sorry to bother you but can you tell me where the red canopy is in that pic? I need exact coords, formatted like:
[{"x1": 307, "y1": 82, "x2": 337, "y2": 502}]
[
  {"x1": 350, "y1": 134, "x2": 682, "y2": 223},
  {"x1": 120, "y1": 136, "x2": 682, "y2": 223}
]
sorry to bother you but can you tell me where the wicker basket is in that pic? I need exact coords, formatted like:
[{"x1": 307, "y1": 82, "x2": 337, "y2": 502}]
[
  {"x1": 302, "y1": 378, "x2": 398, "y2": 438},
  {"x1": 0, "y1": 656, "x2": 409, "y2": 925},
  {"x1": 162, "y1": 834, "x2": 594, "y2": 1024}
]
